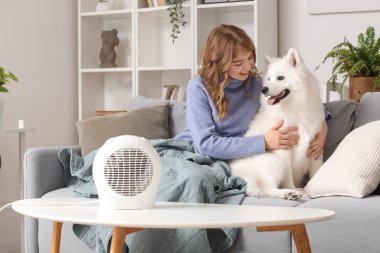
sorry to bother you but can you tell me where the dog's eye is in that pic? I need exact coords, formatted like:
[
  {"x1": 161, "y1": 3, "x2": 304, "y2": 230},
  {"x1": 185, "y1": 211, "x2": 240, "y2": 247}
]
[
  {"x1": 277, "y1": 76, "x2": 285, "y2": 81},
  {"x1": 267, "y1": 77, "x2": 270, "y2": 81}
]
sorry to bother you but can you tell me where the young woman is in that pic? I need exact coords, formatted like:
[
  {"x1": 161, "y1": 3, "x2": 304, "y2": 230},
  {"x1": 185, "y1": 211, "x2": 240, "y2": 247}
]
[{"x1": 176, "y1": 24, "x2": 328, "y2": 160}]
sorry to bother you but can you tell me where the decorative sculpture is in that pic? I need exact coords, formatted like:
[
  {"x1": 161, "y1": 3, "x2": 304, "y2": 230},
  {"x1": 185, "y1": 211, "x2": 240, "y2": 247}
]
[{"x1": 99, "y1": 29, "x2": 119, "y2": 68}]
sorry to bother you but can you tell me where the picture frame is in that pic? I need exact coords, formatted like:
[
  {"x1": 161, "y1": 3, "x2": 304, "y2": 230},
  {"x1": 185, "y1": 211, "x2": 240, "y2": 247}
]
[{"x1": 307, "y1": 0, "x2": 380, "y2": 14}]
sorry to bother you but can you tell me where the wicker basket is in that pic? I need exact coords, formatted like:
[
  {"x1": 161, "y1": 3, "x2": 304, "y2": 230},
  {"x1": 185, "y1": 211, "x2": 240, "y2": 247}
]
[{"x1": 349, "y1": 77, "x2": 380, "y2": 102}]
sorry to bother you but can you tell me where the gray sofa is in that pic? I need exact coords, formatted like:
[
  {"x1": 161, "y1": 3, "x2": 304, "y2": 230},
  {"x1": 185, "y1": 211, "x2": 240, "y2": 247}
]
[{"x1": 24, "y1": 92, "x2": 380, "y2": 253}]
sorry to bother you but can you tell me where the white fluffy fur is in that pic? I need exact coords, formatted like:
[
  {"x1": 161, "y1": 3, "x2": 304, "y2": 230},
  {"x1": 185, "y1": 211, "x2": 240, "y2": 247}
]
[{"x1": 229, "y1": 48, "x2": 325, "y2": 199}]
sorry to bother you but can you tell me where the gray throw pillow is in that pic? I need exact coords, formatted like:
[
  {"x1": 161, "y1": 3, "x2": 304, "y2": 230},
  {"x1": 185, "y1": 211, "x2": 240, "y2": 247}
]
[
  {"x1": 323, "y1": 100, "x2": 357, "y2": 162},
  {"x1": 76, "y1": 104, "x2": 169, "y2": 156},
  {"x1": 353, "y1": 92, "x2": 380, "y2": 129},
  {"x1": 127, "y1": 96, "x2": 187, "y2": 138},
  {"x1": 126, "y1": 96, "x2": 169, "y2": 109}
]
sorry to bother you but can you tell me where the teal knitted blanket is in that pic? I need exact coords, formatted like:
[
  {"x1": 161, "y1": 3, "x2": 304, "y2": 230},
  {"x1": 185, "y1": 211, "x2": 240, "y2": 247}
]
[{"x1": 58, "y1": 138, "x2": 247, "y2": 253}]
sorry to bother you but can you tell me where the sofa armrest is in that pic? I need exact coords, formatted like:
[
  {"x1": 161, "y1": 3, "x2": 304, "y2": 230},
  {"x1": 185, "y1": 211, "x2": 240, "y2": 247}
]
[
  {"x1": 23, "y1": 146, "x2": 81, "y2": 198},
  {"x1": 23, "y1": 146, "x2": 81, "y2": 253}
]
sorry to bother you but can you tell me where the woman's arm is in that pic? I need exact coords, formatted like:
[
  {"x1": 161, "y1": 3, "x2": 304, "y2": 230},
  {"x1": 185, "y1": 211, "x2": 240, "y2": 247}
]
[{"x1": 307, "y1": 121, "x2": 328, "y2": 160}]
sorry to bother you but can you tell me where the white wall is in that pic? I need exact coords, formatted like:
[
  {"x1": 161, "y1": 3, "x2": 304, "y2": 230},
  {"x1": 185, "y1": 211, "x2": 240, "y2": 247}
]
[
  {"x1": 279, "y1": 0, "x2": 380, "y2": 102},
  {"x1": 0, "y1": 0, "x2": 77, "y2": 251}
]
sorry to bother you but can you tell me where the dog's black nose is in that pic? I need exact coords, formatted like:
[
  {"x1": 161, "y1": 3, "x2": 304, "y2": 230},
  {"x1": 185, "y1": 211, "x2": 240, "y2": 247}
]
[{"x1": 261, "y1": 87, "x2": 269, "y2": 94}]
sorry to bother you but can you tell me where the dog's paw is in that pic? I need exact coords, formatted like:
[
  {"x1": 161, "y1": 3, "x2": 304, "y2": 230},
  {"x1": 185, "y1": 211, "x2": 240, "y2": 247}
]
[{"x1": 286, "y1": 190, "x2": 303, "y2": 200}]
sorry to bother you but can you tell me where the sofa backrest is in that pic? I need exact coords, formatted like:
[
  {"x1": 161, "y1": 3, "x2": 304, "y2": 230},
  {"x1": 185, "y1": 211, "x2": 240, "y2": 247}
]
[
  {"x1": 353, "y1": 92, "x2": 380, "y2": 129},
  {"x1": 320, "y1": 92, "x2": 380, "y2": 161},
  {"x1": 126, "y1": 96, "x2": 187, "y2": 138},
  {"x1": 323, "y1": 100, "x2": 357, "y2": 161}
]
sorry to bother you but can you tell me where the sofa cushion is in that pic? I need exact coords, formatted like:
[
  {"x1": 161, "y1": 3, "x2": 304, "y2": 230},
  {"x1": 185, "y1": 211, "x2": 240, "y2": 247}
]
[
  {"x1": 304, "y1": 120, "x2": 380, "y2": 198},
  {"x1": 353, "y1": 92, "x2": 380, "y2": 129},
  {"x1": 323, "y1": 100, "x2": 356, "y2": 162},
  {"x1": 76, "y1": 104, "x2": 169, "y2": 156},
  {"x1": 295, "y1": 196, "x2": 380, "y2": 253},
  {"x1": 127, "y1": 96, "x2": 187, "y2": 138}
]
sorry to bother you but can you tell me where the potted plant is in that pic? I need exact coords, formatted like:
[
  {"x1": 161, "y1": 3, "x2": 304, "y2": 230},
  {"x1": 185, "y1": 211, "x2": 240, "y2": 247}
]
[
  {"x1": 0, "y1": 67, "x2": 17, "y2": 92},
  {"x1": 0, "y1": 67, "x2": 18, "y2": 128},
  {"x1": 317, "y1": 26, "x2": 380, "y2": 102}
]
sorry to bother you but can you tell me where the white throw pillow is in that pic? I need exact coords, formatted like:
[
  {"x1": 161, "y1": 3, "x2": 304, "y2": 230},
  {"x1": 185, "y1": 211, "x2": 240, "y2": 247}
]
[{"x1": 304, "y1": 120, "x2": 380, "y2": 198}]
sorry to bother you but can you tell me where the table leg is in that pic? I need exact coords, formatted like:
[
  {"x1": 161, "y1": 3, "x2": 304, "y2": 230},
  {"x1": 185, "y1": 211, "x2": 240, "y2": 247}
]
[
  {"x1": 51, "y1": 222, "x2": 63, "y2": 253},
  {"x1": 109, "y1": 227, "x2": 143, "y2": 253},
  {"x1": 257, "y1": 224, "x2": 311, "y2": 253}
]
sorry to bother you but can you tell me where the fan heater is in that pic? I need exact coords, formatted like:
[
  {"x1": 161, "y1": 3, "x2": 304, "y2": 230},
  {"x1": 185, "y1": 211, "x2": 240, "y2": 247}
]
[{"x1": 93, "y1": 135, "x2": 161, "y2": 210}]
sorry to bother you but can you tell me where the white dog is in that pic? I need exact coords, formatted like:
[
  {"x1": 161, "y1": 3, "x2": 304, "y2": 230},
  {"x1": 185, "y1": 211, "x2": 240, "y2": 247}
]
[{"x1": 229, "y1": 48, "x2": 325, "y2": 199}]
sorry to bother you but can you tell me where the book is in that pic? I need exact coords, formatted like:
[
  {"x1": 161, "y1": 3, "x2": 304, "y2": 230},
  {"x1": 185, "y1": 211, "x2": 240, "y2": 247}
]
[{"x1": 147, "y1": 0, "x2": 154, "y2": 7}]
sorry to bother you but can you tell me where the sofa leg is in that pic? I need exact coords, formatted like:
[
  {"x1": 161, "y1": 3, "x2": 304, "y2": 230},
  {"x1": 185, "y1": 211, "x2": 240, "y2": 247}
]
[
  {"x1": 51, "y1": 222, "x2": 63, "y2": 253},
  {"x1": 257, "y1": 224, "x2": 311, "y2": 253}
]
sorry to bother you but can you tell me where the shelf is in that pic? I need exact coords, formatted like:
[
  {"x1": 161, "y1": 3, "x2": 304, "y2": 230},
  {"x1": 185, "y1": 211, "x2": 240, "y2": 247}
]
[
  {"x1": 81, "y1": 68, "x2": 133, "y2": 73},
  {"x1": 81, "y1": 9, "x2": 132, "y2": 19},
  {"x1": 197, "y1": 1, "x2": 254, "y2": 12},
  {"x1": 138, "y1": 66, "x2": 191, "y2": 71},
  {"x1": 138, "y1": 3, "x2": 191, "y2": 18},
  {"x1": 197, "y1": 1, "x2": 254, "y2": 8}
]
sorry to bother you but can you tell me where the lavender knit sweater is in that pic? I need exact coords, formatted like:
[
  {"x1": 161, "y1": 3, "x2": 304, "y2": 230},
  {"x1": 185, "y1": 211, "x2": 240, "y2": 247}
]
[{"x1": 176, "y1": 75, "x2": 265, "y2": 160}]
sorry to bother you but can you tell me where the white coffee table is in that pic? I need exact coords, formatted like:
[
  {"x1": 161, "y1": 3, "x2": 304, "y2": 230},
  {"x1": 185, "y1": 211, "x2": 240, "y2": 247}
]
[{"x1": 12, "y1": 198, "x2": 335, "y2": 253}]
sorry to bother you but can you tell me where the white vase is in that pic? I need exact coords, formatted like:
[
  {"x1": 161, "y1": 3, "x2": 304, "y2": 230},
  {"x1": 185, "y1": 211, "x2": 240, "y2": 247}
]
[
  {"x1": 0, "y1": 97, "x2": 4, "y2": 129},
  {"x1": 96, "y1": 0, "x2": 114, "y2": 11}
]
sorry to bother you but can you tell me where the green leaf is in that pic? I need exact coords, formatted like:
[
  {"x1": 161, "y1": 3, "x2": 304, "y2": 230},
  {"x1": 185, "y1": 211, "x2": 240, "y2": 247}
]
[
  {"x1": 0, "y1": 86, "x2": 9, "y2": 92},
  {"x1": 0, "y1": 67, "x2": 18, "y2": 92},
  {"x1": 8, "y1": 71, "x2": 18, "y2": 82}
]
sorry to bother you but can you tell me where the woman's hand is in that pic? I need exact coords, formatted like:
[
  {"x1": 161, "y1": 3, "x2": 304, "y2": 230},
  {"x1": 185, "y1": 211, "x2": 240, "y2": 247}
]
[
  {"x1": 307, "y1": 121, "x2": 328, "y2": 160},
  {"x1": 265, "y1": 120, "x2": 299, "y2": 151}
]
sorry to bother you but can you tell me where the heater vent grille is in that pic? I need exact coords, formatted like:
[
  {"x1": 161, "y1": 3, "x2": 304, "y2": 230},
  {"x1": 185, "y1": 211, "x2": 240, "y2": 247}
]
[{"x1": 104, "y1": 147, "x2": 154, "y2": 196}]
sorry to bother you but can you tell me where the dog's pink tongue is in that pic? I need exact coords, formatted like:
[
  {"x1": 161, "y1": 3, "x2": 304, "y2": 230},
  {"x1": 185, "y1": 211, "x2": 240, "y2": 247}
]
[{"x1": 267, "y1": 97, "x2": 276, "y2": 105}]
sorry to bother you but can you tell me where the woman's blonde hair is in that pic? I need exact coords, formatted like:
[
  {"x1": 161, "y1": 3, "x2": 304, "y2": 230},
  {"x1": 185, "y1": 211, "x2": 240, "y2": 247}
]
[{"x1": 199, "y1": 24, "x2": 258, "y2": 119}]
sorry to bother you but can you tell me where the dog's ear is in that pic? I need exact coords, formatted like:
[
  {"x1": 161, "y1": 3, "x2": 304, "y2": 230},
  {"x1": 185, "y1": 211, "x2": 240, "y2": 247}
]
[
  {"x1": 286, "y1": 48, "x2": 303, "y2": 68},
  {"x1": 265, "y1": 54, "x2": 274, "y2": 65}
]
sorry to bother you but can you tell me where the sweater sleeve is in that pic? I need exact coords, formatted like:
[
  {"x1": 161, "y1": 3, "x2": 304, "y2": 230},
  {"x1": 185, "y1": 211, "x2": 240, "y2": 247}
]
[{"x1": 186, "y1": 80, "x2": 265, "y2": 160}]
